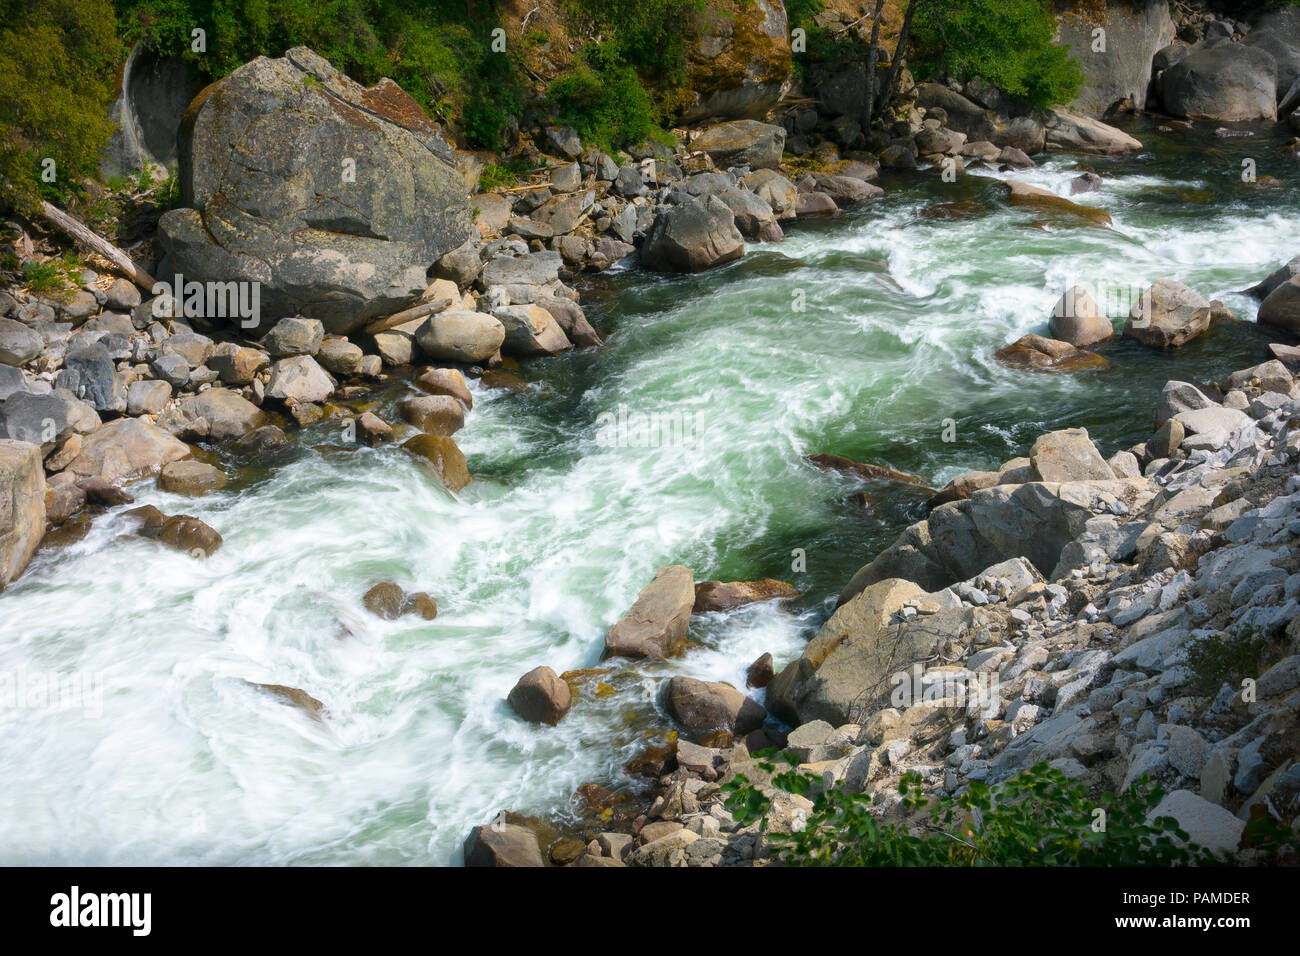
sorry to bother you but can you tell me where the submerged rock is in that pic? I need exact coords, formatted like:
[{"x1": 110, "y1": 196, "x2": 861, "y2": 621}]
[
  {"x1": 402, "y1": 433, "x2": 470, "y2": 492},
  {"x1": 995, "y1": 334, "x2": 1107, "y2": 373},
  {"x1": 463, "y1": 824, "x2": 545, "y2": 867}
]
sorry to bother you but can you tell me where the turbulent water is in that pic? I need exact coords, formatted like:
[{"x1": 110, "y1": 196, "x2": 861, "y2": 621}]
[{"x1": 2, "y1": 119, "x2": 1297, "y2": 864}]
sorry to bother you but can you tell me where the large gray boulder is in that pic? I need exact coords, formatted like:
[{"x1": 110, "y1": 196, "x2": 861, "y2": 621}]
[
  {"x1": 1056, "y1": 0, "x2": 1175, "y2": 117},
  {"x1": 1159, "y1": 42, "x2": 1278, "y2": 121},
  {"x1": 692, "y1": 120, "x2": 786, "y2": 170},
  {"x1": 1259, "y1": 275, "x2": 1300, "y2": 335},
  {"x1": 0, "y1": 318, "x2": 43, "y2": 367},
  {"x1": 1044, "y1": 111, "x2": 1142, "y2": 155},
  {"x1": 1123, "y1": 279, "x2": 1213, "y2": 348},
  {"x1": 916, "y1": 84, "x2": 997, "y2": 142},
  {"x1": 158, "y1": 47, "x2": 471, "y2": 335},
  {"x1": 0, "y1": 439, "x2": 45, "y2": 591},
  {"x1": 1244, "y1": 6, "x2": 1300, "y2": 101},
  {"x1": 837, "y1": 479, "x2": 1153, "y2": 599},
  {"x1": 1247, "y1": 255, "x2": 1300, "y2": 300},
  {"x1": 640, "y1": 197, "x2": 744, "y2": 273}
]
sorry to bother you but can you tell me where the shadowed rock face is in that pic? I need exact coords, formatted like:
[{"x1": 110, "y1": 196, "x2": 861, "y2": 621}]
[{"x1": 159, "y1": 47, "x2": 471, "y2": 335}]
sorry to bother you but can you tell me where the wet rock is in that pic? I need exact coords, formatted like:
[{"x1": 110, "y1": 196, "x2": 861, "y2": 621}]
[
  {"x1": 1003, "y1": 180, "x2": 1112, "y2": 227},
  {"x1": 463, "y1": 824, "x2": 545, "y2": 867},
  {"x1": 159, "y1": 460, "x2": 227, "y2": 496},
  {"x1": 415, "y1": 367, "x2": 473, "y2": 409},
  {"x1": 402, "y1": 433, "x2": 470, "y2": 492},
  {"x1": 603, "y1": 565, "x2": 695, "y2": 660},
  {"x1": 0, "y1": 439, "x2": 45, "y2": 590},
  {"x1": 401, "y1": 394, "x2": 465, "y2": 436},
  {"x1": 230, "y1": 424, "x2": 290, "y2": 458},
  {"x1": 355, "y1": 412, "x2": 392, "y2": 446},
  {"x1": 664, "y1": 676, "x2": 766, "y2": 738},
  {"x1": 362, "y1": 581, "x2": 437, "y2": 621},
  {"x1": 1123, "y1": 279, "x2": 1213, "y2": 348},
  {"x1": 1258, "y1": 275, "x2": 1300, "y2": 335},
  {"x1": 535, "y1": 297, "x2": 601, "y2": 350},
  {"x1": 693, "y1": 579, "x2": 798, "y2": 612},
  {"x1": 995, "y1": 334, "x2": 1107, "y2": 373},
  {"x1": 746, "y1": 652, "x2": 775, "y2": 689},
  {"x1": 507, "y1": 666, "x2": 572, "y2": 726},
  {"x1": 248, "y1": 682, "x2": 325, "y2": 720},
  {"x1": 77, "y1": 476, "x2": 134, "y2": 506},
  {"x1": 1049, "y1": 285, "x2": 1114, "y2": 347}
]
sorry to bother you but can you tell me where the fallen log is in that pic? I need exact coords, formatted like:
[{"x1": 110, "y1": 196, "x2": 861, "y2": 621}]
[
  {"x1": 361, "y1": 297, "x2": 453, "y2": 335},
  {"x1": 39, "y1": 200, "x2": 157, "y2": 291}
]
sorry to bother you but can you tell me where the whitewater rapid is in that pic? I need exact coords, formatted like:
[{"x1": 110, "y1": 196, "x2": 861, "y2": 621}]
[{"x1": 1, "y1": 129, "x2": 1296, "y2": 863}]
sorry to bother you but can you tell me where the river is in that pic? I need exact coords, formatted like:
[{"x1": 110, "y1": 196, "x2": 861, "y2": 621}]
[{"x1": 1, "y1": 117, "x2": 1295, "y2": 864}]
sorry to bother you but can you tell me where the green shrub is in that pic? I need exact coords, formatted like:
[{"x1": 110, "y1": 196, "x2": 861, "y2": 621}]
[
  {"x1": 723, "y1": 758, "x2": 1228, "y2": 866},
  {"x1": 546, "y1": 48, "x2": 660, "y2": 152},
  {"x1": 910, "y1": 0, "x2": 1083, "y2": 110},
  {"x1": 0, "y1": 0, "x2": 123, "y2": 215},
  {"x1": 784, "y1": 0, "x2": 825, "y2": 30}
]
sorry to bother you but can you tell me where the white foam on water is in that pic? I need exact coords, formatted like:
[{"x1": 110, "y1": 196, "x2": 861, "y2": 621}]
[{"x1": 2, "y1": 149, "x2": 1297, "y2": 864}]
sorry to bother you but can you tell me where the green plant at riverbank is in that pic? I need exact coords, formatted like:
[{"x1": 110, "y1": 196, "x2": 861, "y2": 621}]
[
  {"x1": 910, "y1": 0, "x2": 1082, "y2": 109},
  {"x1": 723, "y1": 759, "x2": 1225, "y2": 866},
  {"x1": 546, "y1": 45, "x2": 661, "y2": 153},
  {"x1": 0, "y1": 0, "x2": 123, "y2": 216}
]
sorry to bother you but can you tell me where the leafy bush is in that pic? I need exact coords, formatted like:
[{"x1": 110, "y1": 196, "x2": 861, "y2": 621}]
[
  {"x1": 546, "y1": 46, "x2": 660, "y2": 152},
  {"x1": 723, "y1": 758, "x2": 1227, "y2": 866},
  {"x1": 0, "y1": 0, "x2": 123, "y2": 215},
  {"x1": 560, "y1": 0, "x2": 703, "y2": 85},
  {"x1": 910, "y1": 0, "x2": 1083, "y2": 110},
  {"x1": 784, "y1": 0, "x2": 825, "y2": 30}
]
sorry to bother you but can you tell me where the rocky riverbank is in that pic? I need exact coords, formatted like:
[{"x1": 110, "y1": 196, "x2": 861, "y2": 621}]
[
  {"x1": 4, "y1": 1, "x2": 1300, "y2": 867},
  {"x1": 468, "y1": 348, "x2": 1300, "y2": 867}
]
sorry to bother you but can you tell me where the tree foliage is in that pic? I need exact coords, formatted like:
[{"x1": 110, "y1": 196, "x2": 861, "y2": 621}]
[
  {"x1": 909, "y1": 0, "x2": 1083, "y2": 109},
  {"x1": 0, "y1": 0, "x2": 124, "y2": 215}
]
